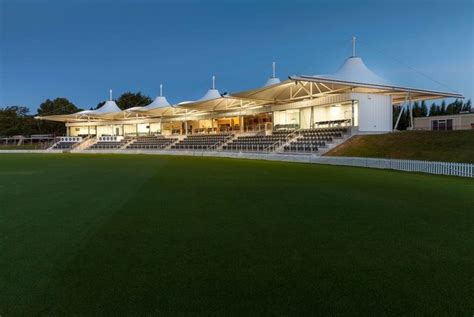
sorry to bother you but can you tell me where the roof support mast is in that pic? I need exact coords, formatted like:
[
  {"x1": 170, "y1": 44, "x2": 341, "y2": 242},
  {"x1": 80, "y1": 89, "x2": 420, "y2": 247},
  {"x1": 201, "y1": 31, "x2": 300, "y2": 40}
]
[
  {"x1": 352, "y1": 36, "x2": 356, "y2": 57},
  {"x1": 394, "y1": 93, "x2": 410, "y2": 131}
]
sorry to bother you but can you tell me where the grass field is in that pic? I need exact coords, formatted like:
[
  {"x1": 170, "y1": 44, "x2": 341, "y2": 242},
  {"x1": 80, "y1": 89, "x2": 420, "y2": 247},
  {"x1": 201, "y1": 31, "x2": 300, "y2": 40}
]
[
  {"x1": 326, "y1": 130, "x2": 474, "y2": 163},
  {"x1": 1, "y1": 154, "x2": 473, "y2": 315}
]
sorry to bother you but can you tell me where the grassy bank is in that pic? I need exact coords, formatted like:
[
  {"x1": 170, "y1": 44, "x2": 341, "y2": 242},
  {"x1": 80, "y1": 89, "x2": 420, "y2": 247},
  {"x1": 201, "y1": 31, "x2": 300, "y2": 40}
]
[{"x1": 326, "y1": 130, "x2": 474, "y2": 163}]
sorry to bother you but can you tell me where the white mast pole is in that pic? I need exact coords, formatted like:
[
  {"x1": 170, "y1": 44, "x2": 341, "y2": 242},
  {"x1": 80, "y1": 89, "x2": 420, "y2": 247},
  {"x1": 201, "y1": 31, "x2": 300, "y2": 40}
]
[
  {"x1": 212, "y1": 75, "x2": 215, "y2": 89},
  {"x1": 160, "y1": 84, "x2": 163, "y2": 97},
  {"x1": 272, "y1": 61, "x2": 276, "y2": 78},
  {"x1": 352, "y1": 36, "x2": 356, "y2": 57},
  {"x1": 109, "y1": 89, "x2": 113, "y2": 101}
]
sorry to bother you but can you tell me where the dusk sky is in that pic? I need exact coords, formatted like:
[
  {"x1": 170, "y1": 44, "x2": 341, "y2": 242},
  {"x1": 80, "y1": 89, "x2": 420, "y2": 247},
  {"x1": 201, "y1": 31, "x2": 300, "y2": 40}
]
[{"x1": 1, "y1": 0, "x2": 473, "y2": 112}]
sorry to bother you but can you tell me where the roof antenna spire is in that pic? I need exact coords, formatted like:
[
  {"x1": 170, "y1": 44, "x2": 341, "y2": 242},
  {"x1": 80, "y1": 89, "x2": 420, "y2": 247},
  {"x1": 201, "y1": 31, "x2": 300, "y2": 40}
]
[
  {"x1": 352, "y1": 36, "x2": 356, "y2": 57},
  {"x1": 109, "y1": 89, "x2": 113, "y2": 101},
  {"x1": 212, "y1": 75, "x2": 216, "y2": 89},
  {"x1": 272, "y1": 61, "x2": 276, "y2": 78},
  {"x1": 160, "y1": 84, "x2": 163, "y2": 97}
]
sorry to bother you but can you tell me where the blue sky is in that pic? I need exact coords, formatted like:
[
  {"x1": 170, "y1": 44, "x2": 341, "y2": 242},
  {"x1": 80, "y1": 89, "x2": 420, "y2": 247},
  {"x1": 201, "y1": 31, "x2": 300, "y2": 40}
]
[{"x1": 1, "y1": 0, "x2": 473, "y2": 112}]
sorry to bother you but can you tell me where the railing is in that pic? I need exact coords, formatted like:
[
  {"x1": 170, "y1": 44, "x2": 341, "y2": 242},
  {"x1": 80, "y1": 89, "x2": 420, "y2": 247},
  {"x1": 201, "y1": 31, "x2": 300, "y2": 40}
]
[
  {"x1": 270, "y1": 129, "x2": 300, "y2": 152},
  {"x1": 208, "y1": 140, "x2": 224, "y2": 151},
  {"x1": 71, "y1": 135, "x2": 92, "y2": 150},
  {"x1": 60, "y1": 136, "x2": 82, "y2": 142},
  {"x1": 308, "y1": 156, "x2": 474, "y2": 178},
  {"x1": 224, "y1": 144, "x2": 280, "y2": 152}
]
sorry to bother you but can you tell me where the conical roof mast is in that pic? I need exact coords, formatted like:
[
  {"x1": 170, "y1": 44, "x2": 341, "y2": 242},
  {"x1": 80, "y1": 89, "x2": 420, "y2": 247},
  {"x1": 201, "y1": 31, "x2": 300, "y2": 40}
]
[
  {"x1": 198, "y1": 75, "x2": 221, "y2": 101},
  {"x1": 88, "y1": 89, "x2": 121, "y2": 113},
  {"x1": 264, "y1": 61, "x2": 281, "y2": 87},
  {"x1": 142, "y1": 83, "x2": 171, "y2": 109},
  {"x1": 311, "y1": 36, "x2": 389, "y2": 85},
  {"x1": 352, "y1": 36, "x2": 356, "y2": 57}
]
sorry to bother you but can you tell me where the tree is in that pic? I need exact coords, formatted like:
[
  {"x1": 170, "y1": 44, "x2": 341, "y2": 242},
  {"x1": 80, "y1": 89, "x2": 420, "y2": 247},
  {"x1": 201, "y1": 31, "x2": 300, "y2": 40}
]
[
  {"x1": 115, "y1": 92, "x2": 152, "y2": 110},
  {"x1": 37, "y1": 98, "x2": 79, "y2": 116},
  {"x1": 36, "y1": 98, "x2": 80, "y2": 135},
  {"x1": 393, "y1": 105, "x2": 410, "y2": 130},
  {"x1": 462, "y1": 99, "x2": 472, "y2": 112},
  {"x1": 420, "y1": 100, "x2": 428, "y2": 117},
  {"x1": 412, "y1": 101, "x2": 421, "y2": 117},
  {"x1": 429, "y1": 103, "x2": 437, "y2": 116},
  {"x1": 0, "y1": 106, "x2": 38, "y2": 136},
  {"x1": 446, "y1": 99, "x2": 462, "y2": 115},
  {"x1": 439, "y1": 100, "x2": 446, "y2": 115}
]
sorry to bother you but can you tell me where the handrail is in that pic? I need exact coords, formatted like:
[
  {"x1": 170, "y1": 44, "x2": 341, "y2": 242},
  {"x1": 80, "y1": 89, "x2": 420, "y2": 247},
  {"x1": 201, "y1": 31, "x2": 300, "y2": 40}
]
[
  {"x1": 264, "y1": 129, "x2": 300, "y2": 152},
  {"x1": 207, "y1": 140, "x2": 223, "y2": 151},
  {"x1": 71, "y1": 135, "x2": 91, "y2": 149}
]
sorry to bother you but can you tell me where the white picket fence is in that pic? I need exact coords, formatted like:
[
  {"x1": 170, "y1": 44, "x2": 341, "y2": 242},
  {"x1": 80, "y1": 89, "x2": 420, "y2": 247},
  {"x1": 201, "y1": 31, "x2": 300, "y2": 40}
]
[
  {"x1": 307, "y1": 156, "x2": 474, "y2": 178},
  {"x1": 1, "y1": 148, "x2": 472, "y2": 178}
]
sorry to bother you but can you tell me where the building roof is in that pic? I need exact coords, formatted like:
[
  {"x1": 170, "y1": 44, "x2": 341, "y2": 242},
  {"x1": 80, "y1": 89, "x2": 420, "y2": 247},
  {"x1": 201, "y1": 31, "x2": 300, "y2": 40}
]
[
  {"x1": 263, "y1": 62, "x2": 281, "y2": 87},
  {"x1": 36, "y1": 91, "x2": 123, "y2": 122},
  {"x1": 315, "y1": 56, "x2": 390, "y2": 86},
  {"x1": 233, "y1": 54, "x2": 463, "y2": 104},
  {"x1": 36, "y1": 42, "x2": 464, "y2": 123}
]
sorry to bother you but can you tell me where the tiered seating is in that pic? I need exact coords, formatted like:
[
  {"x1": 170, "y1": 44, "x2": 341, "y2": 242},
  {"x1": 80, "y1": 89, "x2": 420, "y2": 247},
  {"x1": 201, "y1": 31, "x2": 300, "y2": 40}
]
[
  {"x1": 88, "y1": 136, "x2": 128, "y2": 150},
  {"x1": 53, "y1": 142, "x2": 77, "y2": 149},
  {"x1": 223, "y1": 130, "x2": 292, "y2": 151},
  {"x1": 52, "y1": 137, "x2": 81, "y2": 150},
  {"x1": 284, "y1": 127, "x2": 347, "y2": 153},
  {"x1": 127, "y1": 135, "x2": 177, "y2": 150},
  {"x1": 171, "y1": 134, "x2": 233, "y2": 150}
]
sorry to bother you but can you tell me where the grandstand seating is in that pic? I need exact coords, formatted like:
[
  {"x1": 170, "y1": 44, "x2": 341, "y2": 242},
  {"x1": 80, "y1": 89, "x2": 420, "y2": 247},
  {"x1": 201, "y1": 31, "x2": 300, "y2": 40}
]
[
  {"x1": 50, "y1": 127, "x2": 348, "y2": 153},
  {"x1": 171, "y1": 134, "x2": 233, "y2": 150},
  {"x1": 53, "y1": 142, "x2": 78, "y2": 149},
  {"x1": 88, "y1": 137, "x2": 128, "y2": 150},
  {"x1": 284, "y1": 127, "x2": 347, "y2": 153},
  {"x1": 127, "y1": 135, "x2": 177, "y2": 150},
  {"x1": 223, "y1": 130, "x2": 293, "y2": 151},
  {"x1": 52, "y1": 137, "x2": 82, "y2": 150}
]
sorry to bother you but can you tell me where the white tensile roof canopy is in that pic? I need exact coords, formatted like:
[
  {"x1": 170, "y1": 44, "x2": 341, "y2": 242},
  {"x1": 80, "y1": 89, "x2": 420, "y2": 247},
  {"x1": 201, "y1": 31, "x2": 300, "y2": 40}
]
[
  {"x1": 172, "y1": 76, "x2": 268, "y2": 114},
  {"x1": 36, "y1": 38, "x2": 463, "y2": 123},
  {"x1": 36, "y1": 90, "x2": 123, "y2": 122},
  {"x1": 316, "y1": 55, "x2": 390, "y2": 86},
  {"x1": 233, "y1": 39, "x2": 462, "y2": 104},
  {"x1": 117, "y1": 84, "x2": 177, "y2": 118}
]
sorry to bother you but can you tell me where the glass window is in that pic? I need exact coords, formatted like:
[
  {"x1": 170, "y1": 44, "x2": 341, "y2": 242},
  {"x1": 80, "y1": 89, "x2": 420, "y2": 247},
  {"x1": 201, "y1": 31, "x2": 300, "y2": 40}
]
[
  {"x1": 438, "y1": 120, "x2": 446, "y2": 131},
  {"x1": 447, "y1": 119, "x2": 453, "y2": 130}
]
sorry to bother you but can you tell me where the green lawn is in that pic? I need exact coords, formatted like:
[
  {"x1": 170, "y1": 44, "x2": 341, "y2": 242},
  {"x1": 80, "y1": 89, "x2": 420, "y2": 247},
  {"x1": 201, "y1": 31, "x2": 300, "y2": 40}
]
[
  {"x1": 0, "y1": 154, "x2": 473, "y2": 316},
  {"x1": 326, "y1": 130, "x2": 474, "y2": 163}
]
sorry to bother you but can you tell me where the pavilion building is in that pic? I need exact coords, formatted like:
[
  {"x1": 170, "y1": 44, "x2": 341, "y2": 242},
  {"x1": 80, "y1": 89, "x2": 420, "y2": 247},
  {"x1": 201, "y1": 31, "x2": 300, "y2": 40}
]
[{"x1": 37, "y1": 39, "x2": 462, "y2": 137}]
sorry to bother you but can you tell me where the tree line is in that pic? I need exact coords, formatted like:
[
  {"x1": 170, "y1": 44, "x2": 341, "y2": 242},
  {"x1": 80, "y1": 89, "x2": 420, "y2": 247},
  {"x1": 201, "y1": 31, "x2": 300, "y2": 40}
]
[{"x1": 1, "y1": 92, "x2": 471, "y2": 136}]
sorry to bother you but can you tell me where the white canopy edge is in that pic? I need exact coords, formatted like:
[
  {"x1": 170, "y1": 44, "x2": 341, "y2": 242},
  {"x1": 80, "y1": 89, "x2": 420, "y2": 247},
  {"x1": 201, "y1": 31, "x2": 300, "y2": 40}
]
[{"x1": 290, "y1": 75, "x2": 464, "y2": 99}]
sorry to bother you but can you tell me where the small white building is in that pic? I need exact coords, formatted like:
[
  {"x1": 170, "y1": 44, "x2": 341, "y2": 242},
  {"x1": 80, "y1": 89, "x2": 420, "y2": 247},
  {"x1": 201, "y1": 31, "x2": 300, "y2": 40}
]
[{"x1": 414, "y1": 112, "x2": 474, "y2": 131}]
